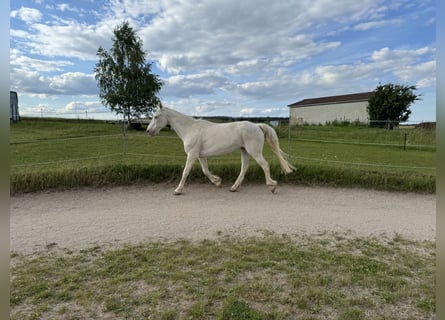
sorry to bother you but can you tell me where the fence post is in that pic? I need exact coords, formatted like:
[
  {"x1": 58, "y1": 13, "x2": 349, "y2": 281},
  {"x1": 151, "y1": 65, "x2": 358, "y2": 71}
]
[
  {"x1": 123, "y1": 114, "x2": 127, "y2": 161},
  {"x1": 404, "y1": 132, "x2": 408, "y2": 150},
  {"x1": 419, "y1": 120, "x2": 424, "y2": 151},
  {"x1": 288, "y1": 120, "x2": 291, "y2": 156}
]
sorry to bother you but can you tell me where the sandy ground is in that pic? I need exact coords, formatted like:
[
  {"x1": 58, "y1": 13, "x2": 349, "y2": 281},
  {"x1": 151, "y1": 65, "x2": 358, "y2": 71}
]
[{"x1": 10, "y1": 183, "x2": 436, "y2": 254}]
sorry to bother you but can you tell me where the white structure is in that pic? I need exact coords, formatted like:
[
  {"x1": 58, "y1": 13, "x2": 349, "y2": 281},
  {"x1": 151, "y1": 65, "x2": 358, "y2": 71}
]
[
  {"x1": 288, "y1": 92, "x2": 373, "y2": 125},
  {"x1": 10, "y1": 91, "x2": 20, "y2": 122}
]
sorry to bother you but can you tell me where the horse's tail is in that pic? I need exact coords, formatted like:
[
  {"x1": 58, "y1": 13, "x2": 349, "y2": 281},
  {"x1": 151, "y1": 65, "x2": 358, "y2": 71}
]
[{"x1": 257, "y1": 124, "x2": 296, "y2": 174}]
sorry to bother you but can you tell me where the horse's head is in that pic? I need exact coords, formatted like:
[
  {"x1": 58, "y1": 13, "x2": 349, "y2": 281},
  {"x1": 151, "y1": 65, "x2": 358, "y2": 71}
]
[{"x1": 147, "y1": 103, "x2": 168, "y2": 136}]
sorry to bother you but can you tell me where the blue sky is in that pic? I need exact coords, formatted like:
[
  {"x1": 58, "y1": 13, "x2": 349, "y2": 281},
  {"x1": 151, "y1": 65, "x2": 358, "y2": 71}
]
[{"x1": 10, "y1": 0, "x2": 436, "y2": 121}]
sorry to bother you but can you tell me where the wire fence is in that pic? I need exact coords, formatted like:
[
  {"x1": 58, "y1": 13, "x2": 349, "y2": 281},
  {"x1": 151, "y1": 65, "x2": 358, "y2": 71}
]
[
  {"x1": 286, "y1": 155, "x2": 435, "y2": 171},
  {"x1": 285, "y1": 119, "x2": 435, "y2": 151},
  {"x1": 16, "y1": 110, "x2": 119, "y2": 121},
  {"x1": 10, "y1": 123, "x2": 436, "y2": 173}
]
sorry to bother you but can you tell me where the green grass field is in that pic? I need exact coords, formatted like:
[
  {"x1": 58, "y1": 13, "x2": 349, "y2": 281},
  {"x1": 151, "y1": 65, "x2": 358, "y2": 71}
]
[
  {"x1": 10, "y1": 120, "x2": 436, "y2": 319},
  {"x1": 10, "y1": 232, "x2": 435, "y2": 320},
  {"x1": 10, "y1": 118, "x2": 435, "y2": 193}
]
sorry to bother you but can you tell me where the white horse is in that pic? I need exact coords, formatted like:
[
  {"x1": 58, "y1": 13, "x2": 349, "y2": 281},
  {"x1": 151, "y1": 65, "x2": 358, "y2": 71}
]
[{"x1": 146, "y1": 104, "x2": 295, "y2": 195}]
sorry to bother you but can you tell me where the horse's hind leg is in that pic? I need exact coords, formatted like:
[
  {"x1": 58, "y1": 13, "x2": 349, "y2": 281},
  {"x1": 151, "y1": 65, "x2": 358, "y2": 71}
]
[
  {"x1": 245, "y1": 139, "x2": 277, "y2": 193},
  {"x1": 199, "y1": 157, "x2": 222, "y2": 187},
  {"x1": 251, "y1": 153, "x2": 277, "y2": 193},
  {"x1": 230, "y1": 148, "x2": 250, "y2": 192}
]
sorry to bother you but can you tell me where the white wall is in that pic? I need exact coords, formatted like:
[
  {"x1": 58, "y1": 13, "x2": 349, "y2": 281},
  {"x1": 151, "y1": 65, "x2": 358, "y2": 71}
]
[
  {"x1": 10, "y1": 91, "x2": 20, "y2": 121},
  {"x1": 290, "y1": 101, "x2": 369, "y2": 125}
]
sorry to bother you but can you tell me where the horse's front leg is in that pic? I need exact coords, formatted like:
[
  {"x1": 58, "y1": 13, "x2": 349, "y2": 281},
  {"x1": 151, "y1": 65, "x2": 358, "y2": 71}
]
[{"x1": 174, "y1": 153, "x2": 198, "y2": 195}]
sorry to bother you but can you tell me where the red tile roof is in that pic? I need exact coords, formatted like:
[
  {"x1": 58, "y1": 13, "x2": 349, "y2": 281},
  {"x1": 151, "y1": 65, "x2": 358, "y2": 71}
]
[{"x1": 288, "y1": 92, "x2": 374, "y2": 108}]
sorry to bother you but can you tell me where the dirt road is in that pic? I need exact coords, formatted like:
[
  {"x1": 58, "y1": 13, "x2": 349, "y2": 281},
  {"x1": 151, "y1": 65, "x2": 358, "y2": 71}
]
[{"x1": 10, "y1": 184, "x2": 436, "y2": 254}]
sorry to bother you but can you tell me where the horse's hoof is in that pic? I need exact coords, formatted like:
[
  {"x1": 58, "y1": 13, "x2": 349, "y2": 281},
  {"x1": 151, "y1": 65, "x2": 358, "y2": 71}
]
[
  {"x1": 174, "y1": 190, "x2": 182, "y2": 195},
  {"x1": 229, "y1": 187, "x2": 238, "y2": 192},
  {"x1": 270, "y1": 186, "x2": 276, "y2": 193}
]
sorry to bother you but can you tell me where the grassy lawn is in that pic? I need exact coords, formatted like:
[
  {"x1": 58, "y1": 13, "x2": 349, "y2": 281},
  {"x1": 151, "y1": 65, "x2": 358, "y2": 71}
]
[
  {"x1": 9, "y1": 120, "x2": 436, "y2": 319},
  {"x1": 10, "y1": 118, "x2": 435, "y2": 193},
  {"x1": 281, "y1": 124, "x2": 435, "y2": 149},
  {"x1": 10, "y1": 232, "x2": 435, "y2": 320}
]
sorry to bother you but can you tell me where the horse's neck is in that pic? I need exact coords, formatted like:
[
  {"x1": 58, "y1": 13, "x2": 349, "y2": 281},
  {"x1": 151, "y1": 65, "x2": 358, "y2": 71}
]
[{"x1": 165, "y1": 108, "x2": 197, "y2": 139}]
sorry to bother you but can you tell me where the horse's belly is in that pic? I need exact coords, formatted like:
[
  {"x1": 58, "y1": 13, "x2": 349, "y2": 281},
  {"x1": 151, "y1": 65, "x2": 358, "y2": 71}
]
[{"x1": 199, "y1": 141, "x2": 241, "y2": 157}]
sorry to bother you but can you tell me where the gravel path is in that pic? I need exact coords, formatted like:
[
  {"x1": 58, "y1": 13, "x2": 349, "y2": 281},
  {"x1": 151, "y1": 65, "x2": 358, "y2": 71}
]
[{"x1": 10, "y1": 184, "x2": 436, "y2": 254}]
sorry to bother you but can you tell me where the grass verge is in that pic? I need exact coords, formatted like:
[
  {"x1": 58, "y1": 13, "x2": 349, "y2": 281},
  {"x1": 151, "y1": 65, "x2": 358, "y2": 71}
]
[
  {"x1": 11, "y1": 162, "x2": 435, "y2": 194},
  {"x1": 10, "y1": 232, "x2": 435, "y2": 320}
]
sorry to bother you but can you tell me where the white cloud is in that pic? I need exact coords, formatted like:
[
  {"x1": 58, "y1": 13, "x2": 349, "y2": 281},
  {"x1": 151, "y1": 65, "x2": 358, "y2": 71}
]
[
  {"x1": 19, "y1": 102, "x2": 58, "y2": 116},
  {"x1": 106, "y1": 0, "x2": 161, "y2": 20},
  {"x1": 371, "y1": 46, "x2": 432, "y2": 63},
  {"x1": 261, "y1": 108, "x2": 285, "y2": 115},
  {"x1": 64, "y1": 101, "x2": 88, "y2": 111},
  {"x1": 194, "y1": 103, "x2": 229, "y2": 116},
  {"x1": 9, "y1": 0, "x2": 436, "y2": 119},
  {"x1": 10, "y1": 48, "x2": 73, "y2": 73},
  {"x1": 11, "y1": 69, "x2": 97, "y2": 96},
  {"x1": 240, "y1": 108, "x2": 255, "y2": 116},
  {"x1": 162, "y1": 72, "x2": 232, "y2": 97},
  {"x1": 10, "y1": 7, "x2": 42, "y2": 24},
  {"x1": 140, "y1": 0, "x2": 373, "y2": 74},
  {"x1": 63, "y1": 100, "x2": 104, "y2": 113},
  {"x1": 49, "y1": 72, "x2": 97, "y2": 95},
  {"x1": 164, "y1": 98, "x2": 243, "y2": 117},
  {"x1": 296, "y1": 46, "x2": 435, "y2": 90},
  {"x1": 228, "y1": 45, "x2": 435, "y2": 103},
  {"x1": 353, "y1": 20, "x2": 388, "y2": 31},
  {"x1": 9, "y1": 0, "x2": 384, "y2": 80},
  {"x1": 55, "y1": 3, "x2": 81, "y2": 13},
  {"x1": 27, "y1": 21, "x2": 111, "y2": 60},
  {"x1": 393, "y1": 60, "x2": 436, "y2": 88}
]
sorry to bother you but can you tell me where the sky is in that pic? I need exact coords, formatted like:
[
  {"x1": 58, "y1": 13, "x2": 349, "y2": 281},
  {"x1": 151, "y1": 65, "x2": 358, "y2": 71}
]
[{"x1": 10, "y1": 0, "x2": 436, "y2": 121}]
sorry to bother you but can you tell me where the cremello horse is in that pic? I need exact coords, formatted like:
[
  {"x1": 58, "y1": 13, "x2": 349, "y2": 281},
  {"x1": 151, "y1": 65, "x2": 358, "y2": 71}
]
[{"x1": 147, "y1": 104, "x2": 295, "y2": 195}]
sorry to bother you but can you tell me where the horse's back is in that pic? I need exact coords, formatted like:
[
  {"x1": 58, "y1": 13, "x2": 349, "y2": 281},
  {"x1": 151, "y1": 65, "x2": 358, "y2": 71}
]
[{"x1": 210, "y1": 121, "x2": 263, "y2": 140}]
